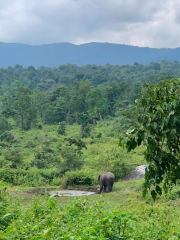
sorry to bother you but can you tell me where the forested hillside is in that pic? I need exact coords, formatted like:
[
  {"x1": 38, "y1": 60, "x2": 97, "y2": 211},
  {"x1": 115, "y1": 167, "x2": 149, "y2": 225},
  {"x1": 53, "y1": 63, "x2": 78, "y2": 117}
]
[
  {"x1": 0, "y1": 60, "x2": 178, "y2": 186},
  {"x1": 0, "y1": 60, "x2": 178, "y2": 132}
]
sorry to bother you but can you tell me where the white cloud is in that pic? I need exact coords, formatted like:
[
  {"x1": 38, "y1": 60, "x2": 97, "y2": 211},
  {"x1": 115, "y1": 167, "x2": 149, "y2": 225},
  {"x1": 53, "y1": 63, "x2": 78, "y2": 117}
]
[{"x1": 0, "y1": 0, "x2": 179, "y2": 48}]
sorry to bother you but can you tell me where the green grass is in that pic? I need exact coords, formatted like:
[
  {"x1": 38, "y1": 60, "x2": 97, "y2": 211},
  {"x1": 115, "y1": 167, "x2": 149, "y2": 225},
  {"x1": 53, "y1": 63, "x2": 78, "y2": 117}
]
[{"x1": 4, "y1": 179, "x2": 180, "y2": 239}]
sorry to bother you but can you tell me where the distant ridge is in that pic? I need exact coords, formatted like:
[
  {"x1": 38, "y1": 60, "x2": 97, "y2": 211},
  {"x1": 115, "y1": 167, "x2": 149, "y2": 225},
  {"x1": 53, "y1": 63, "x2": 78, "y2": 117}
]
[{"x1": 0, "y1": 42, "x2": 180, "y2": 68}]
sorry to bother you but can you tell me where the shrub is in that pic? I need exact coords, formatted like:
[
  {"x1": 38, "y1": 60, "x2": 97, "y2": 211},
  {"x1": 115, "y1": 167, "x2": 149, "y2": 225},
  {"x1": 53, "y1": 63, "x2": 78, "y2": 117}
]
[
  {"x1": 0, "y1": 195, "x2": 137, "y2": 239},
  {"x1": 15, "y1": 168, "x2": 47, "y2": 186},
  {"x1": 96, "y1": 132, "x2": 102, "y2": 138},
  {"x1": 31, "y1": 149, "x2": 61, "y2": 169},
  {"x1": 0, "y1": 181, "x2": 21, "y2": 231},
  {"x1": 51, "y1": 177, "x2": 62, "y2": 186},
  {"x1": 57, "y1": 121, "x2": 66, "y2": 135},
  {"x1": 167, "y1": 187, "x2": 180, "y2": 200},
  {"x1": 0, "y1": 131, "x2": 14, "y2": 142},
  {"x1": 81, "y1": 124, "x2": 92, "y2": 138},
  {"x1": 39, "y1": 168, "x2": 61, "y2": 181},
  {"x1": 0, "y1": 168, "x2": 15, "y2": 183},
  {"x1": 3, "y1": 147, "x2": 23, "y2": 166},
  {"x1": 0, "y1": 168, "x2": 46, "y2": 186},
  {"x1": 60, "y1": 146, "x2": 84, "y2": 174},
  {"x1": 61, "y1": 169, "x2": 97, "y2": 188}
]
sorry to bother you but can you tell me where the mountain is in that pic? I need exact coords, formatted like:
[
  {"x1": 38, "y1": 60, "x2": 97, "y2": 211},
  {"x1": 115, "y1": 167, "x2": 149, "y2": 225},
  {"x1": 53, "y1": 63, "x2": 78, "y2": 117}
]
[{"x1": 0, "y1": 42, "x2": 180, "y2": 68}]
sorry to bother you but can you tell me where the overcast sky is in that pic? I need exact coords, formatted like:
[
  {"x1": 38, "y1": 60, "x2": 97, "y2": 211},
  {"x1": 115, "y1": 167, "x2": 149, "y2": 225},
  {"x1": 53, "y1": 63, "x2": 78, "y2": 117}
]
[{"x1": 0, "y1": 0, "x2": 179, "y2": 48}]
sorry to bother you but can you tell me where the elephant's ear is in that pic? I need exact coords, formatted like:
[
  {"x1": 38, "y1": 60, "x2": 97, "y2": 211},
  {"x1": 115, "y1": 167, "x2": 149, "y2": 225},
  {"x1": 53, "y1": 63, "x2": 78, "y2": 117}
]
[{"x1": 98, "y1": 175, "x2": 101, "y2": 181}]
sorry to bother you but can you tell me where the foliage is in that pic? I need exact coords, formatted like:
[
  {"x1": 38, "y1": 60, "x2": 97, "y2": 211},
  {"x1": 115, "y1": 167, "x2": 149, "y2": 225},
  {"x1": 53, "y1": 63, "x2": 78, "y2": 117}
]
[
  {"x1": 120, "y1": 78, "x2": 180, "y2": 199},
  {"x1": 0, "y1": 61, "x2": 175, "y2": 189},
  {"x1": 2, "y1": 182, "x2": 180, "y2": 239},
  {"x1": 61, "y1": 169, "x2": 97, "y2": 188},
  {"x1": 0, "y1": 189, "x2": 137, "y2": 239},
  {"x1": 0, "y1": 181, "x2": 21, "y2": 231},
  {"x1": 57, "y1": 121, "x2": 67, "y2": 135},
  {"x1": 0, "y1": 131, "x2": 15, "y2": 142},
  {"x1": 0, "y1": 168, "x2": 61, "y2": 186},
  {"x1": 0, "y1": 62, "x2": 174, "y2": 132},
  {"x1": 60, "y1": 146, "x2": 84, "y2": 174},
  {"x1": 0, "y1": 119, "x2": 145, "y2": 187},
  {"x1": 13, "y1": 87, "x2": 37, "y2": 130}
]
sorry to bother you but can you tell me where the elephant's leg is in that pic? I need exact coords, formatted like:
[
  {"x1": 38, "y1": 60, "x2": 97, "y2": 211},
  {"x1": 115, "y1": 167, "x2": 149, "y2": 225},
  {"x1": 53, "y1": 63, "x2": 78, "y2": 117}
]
[
  {"x1": 103, "y1": 185, "x2": 107, "y2": 193},
  {"x1": 99, "y1": 184, "x2": 103, "y2": 193},
  {"x1": 107, "y1": 184, "x2": 113, "y2": 192},
  {"x1": 108, "y1": 185, "x2": 112, "y2": 192}
]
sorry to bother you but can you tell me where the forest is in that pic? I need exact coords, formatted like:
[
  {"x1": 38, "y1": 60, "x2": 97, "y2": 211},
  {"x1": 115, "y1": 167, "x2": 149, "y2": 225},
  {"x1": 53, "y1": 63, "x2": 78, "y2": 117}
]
[
  {"x1": 0, "y1": 60, "x2": 177, "y2": 183},
  {"x1": 1, "y1": 60, "x2": 180, "y2": 239}
]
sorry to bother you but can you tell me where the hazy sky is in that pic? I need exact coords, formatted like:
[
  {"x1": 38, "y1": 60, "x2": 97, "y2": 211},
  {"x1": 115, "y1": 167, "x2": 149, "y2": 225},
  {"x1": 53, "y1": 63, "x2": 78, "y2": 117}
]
[{"x1": 0, "y1": 0, "x2": 179, "y2": 48}]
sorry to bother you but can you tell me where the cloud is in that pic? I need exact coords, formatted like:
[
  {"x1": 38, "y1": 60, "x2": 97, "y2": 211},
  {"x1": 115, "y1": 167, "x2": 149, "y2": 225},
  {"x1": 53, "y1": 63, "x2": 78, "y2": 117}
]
[{"x1": 0, "y1": 0, "x2": 179, "y2": 48}]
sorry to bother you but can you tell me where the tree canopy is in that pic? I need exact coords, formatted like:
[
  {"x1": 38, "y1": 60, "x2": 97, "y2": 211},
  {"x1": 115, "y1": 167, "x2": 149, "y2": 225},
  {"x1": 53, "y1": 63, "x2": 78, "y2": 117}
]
[{"x1": 120, "y1": 78, "x2": 180, "y2": 199}]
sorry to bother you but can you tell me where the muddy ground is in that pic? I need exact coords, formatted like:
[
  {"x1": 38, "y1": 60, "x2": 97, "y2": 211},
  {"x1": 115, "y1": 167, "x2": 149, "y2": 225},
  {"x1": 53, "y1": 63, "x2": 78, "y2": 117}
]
[{"x1": 26, "y1": 186, "x2": 99, "y2": 196}]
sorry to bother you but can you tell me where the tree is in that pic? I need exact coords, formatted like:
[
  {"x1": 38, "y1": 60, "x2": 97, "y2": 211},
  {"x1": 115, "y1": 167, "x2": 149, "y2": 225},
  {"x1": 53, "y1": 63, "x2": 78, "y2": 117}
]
[
  {"x1": 86, "y1": 88, "x2": 108, "y2": 120},
  {"x1": 13, "y1": 87, "x2": 37, "y2": 130},
  {"x1": 70, "y1": 80, "x2": 92, "y2": 114},
  {"x1": 119, "y1": 79, "x2": 180, "y2": 199},
  {"x1": 33, "y1": 90, "x2": 50, "y2": 123},
  {"x1": 0, "y1": 93, "x2": 15, "y2": 129},
  {"x1": 60, "y1": 138, "x2": 87, "y2": 173},
  {"x1": 49, "y1": 86, "x2": 70, "y2": 124},
  {"x1": 52, "y1": 97, "x2": 68, "y2": 123}
]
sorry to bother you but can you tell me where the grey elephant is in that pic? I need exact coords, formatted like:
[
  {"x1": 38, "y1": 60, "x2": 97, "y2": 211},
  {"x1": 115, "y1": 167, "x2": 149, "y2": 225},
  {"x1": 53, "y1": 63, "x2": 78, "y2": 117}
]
[{"x1": 98, "y1": 172, "x2": 115, "y2": 193}]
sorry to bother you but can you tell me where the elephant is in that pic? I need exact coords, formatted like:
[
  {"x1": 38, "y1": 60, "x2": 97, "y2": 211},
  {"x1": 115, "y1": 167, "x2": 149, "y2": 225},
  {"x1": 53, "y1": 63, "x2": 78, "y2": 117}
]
[{"x1": 98, "y1": 172, "x2": 115, "y2": 193}]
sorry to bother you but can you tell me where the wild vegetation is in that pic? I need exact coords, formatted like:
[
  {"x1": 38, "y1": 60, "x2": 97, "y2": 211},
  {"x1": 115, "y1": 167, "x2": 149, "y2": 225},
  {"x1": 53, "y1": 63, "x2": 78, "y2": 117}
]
[{"x1": 1, "y1": 61, "x2": 180, "y2": 238}]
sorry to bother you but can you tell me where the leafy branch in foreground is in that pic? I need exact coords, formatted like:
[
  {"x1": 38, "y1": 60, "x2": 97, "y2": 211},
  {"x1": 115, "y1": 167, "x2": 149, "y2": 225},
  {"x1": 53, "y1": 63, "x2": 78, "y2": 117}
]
[{"x1": 119, "y1": 79, "x2": 180, "y2": 199}]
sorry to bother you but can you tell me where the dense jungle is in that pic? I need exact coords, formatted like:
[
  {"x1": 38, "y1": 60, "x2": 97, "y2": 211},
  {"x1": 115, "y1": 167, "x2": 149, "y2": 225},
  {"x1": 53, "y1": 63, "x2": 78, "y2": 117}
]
[{"x1": 1, "y1": 60, "x2": 180, "y2": 239}]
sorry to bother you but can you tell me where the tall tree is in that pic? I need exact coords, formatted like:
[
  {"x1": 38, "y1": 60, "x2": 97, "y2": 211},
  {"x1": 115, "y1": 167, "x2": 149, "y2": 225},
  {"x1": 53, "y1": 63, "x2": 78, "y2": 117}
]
[
  {"x1": 86, "y1": 88, "x2": 108, "y2": 120},
  {"x1": 33, "y1": 90, "x2": 50, "y2": 123},
  {"x1": 13, "y1": 87, "x2": 37, "y2": 130},
  {"x1": 70, "y1": 80, "x2": 92, "y2": 117}
]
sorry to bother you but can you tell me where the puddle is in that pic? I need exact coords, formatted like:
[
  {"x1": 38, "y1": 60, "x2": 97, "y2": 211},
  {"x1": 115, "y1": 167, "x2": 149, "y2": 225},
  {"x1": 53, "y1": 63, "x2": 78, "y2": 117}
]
[{"x1": 49, "y1": 190, "x2": 96, "y2": 197}]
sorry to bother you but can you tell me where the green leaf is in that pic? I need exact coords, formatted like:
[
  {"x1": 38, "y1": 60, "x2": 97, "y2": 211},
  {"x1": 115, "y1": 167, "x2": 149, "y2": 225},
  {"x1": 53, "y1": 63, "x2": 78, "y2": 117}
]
[
  {"x1": 126, "y1": 137, "x2": 137, "y2": 152},
  {"x1": 142, "y1": 189, "x2": 147, "y2": 198},
  {"x1": 118, "y1": 138, "x2": 124, "y2": 148},
  {"x1": 155, "y1": 185, "x2": 162, "y2": 196},
  {"x1": 174, "y1": 167, "x2": 180, "y2": 179},
  {"x1": 1, "y1": 213, "x2": 11, "y2": 220},
  {"x1": 126, "y1": 128, "x2": 135, "y2": 134},
  {"x1": 151, "y1": 190, "x2": 157, "y2": 200}
]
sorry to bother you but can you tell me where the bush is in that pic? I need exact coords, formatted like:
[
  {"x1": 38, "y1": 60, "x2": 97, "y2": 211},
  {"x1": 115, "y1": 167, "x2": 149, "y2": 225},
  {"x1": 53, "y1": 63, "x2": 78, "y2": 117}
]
[
  {"x1": 96, "y1": 132, "x2": 102, "y2": 138},
  {"x1": 0, "y1": 131, "x2": 14, "y2": 142},
  {"x1": 51, "y1": 177, "x2": 62, "y2": 186},
  {"x1": 61, "y1": 169, "x2": 97, "y2": 188},
  {"x1": 81, "y1": 124, "x2": 92, "y2": 138},
  {"x1": 3, "y1": 147, "x2": 23, "y2": 166},
  {"x1": 0, "y1": 168, "x2": 47, "y2": 186},
  {"x1": 0, "y1": 168, "x2": 15, "y2": 183},
  {"x1": 31, "y1": 149, "x2": 61, "y2": 169},
  {"x1": 39, "y1": 168, "x2": 61, "y2": 181},
  {"x1": 21, "y1": 169, "x2": 47, "y2": 186},
  {"x1": 0, "y1": 195, "x2": 137, "y2": 239},
  {"x1": 57, "y1": 121, "x2": 66, "y2": 135},
  {"x1": 60, "y1": 146, "x2": 84, "y2": 174},
  {"x1": 0, "y1": 181, "x2": 21, "y2": 231},
  {"x1": 167, "y1": 187, "x2": 180, "y2": 200}
]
